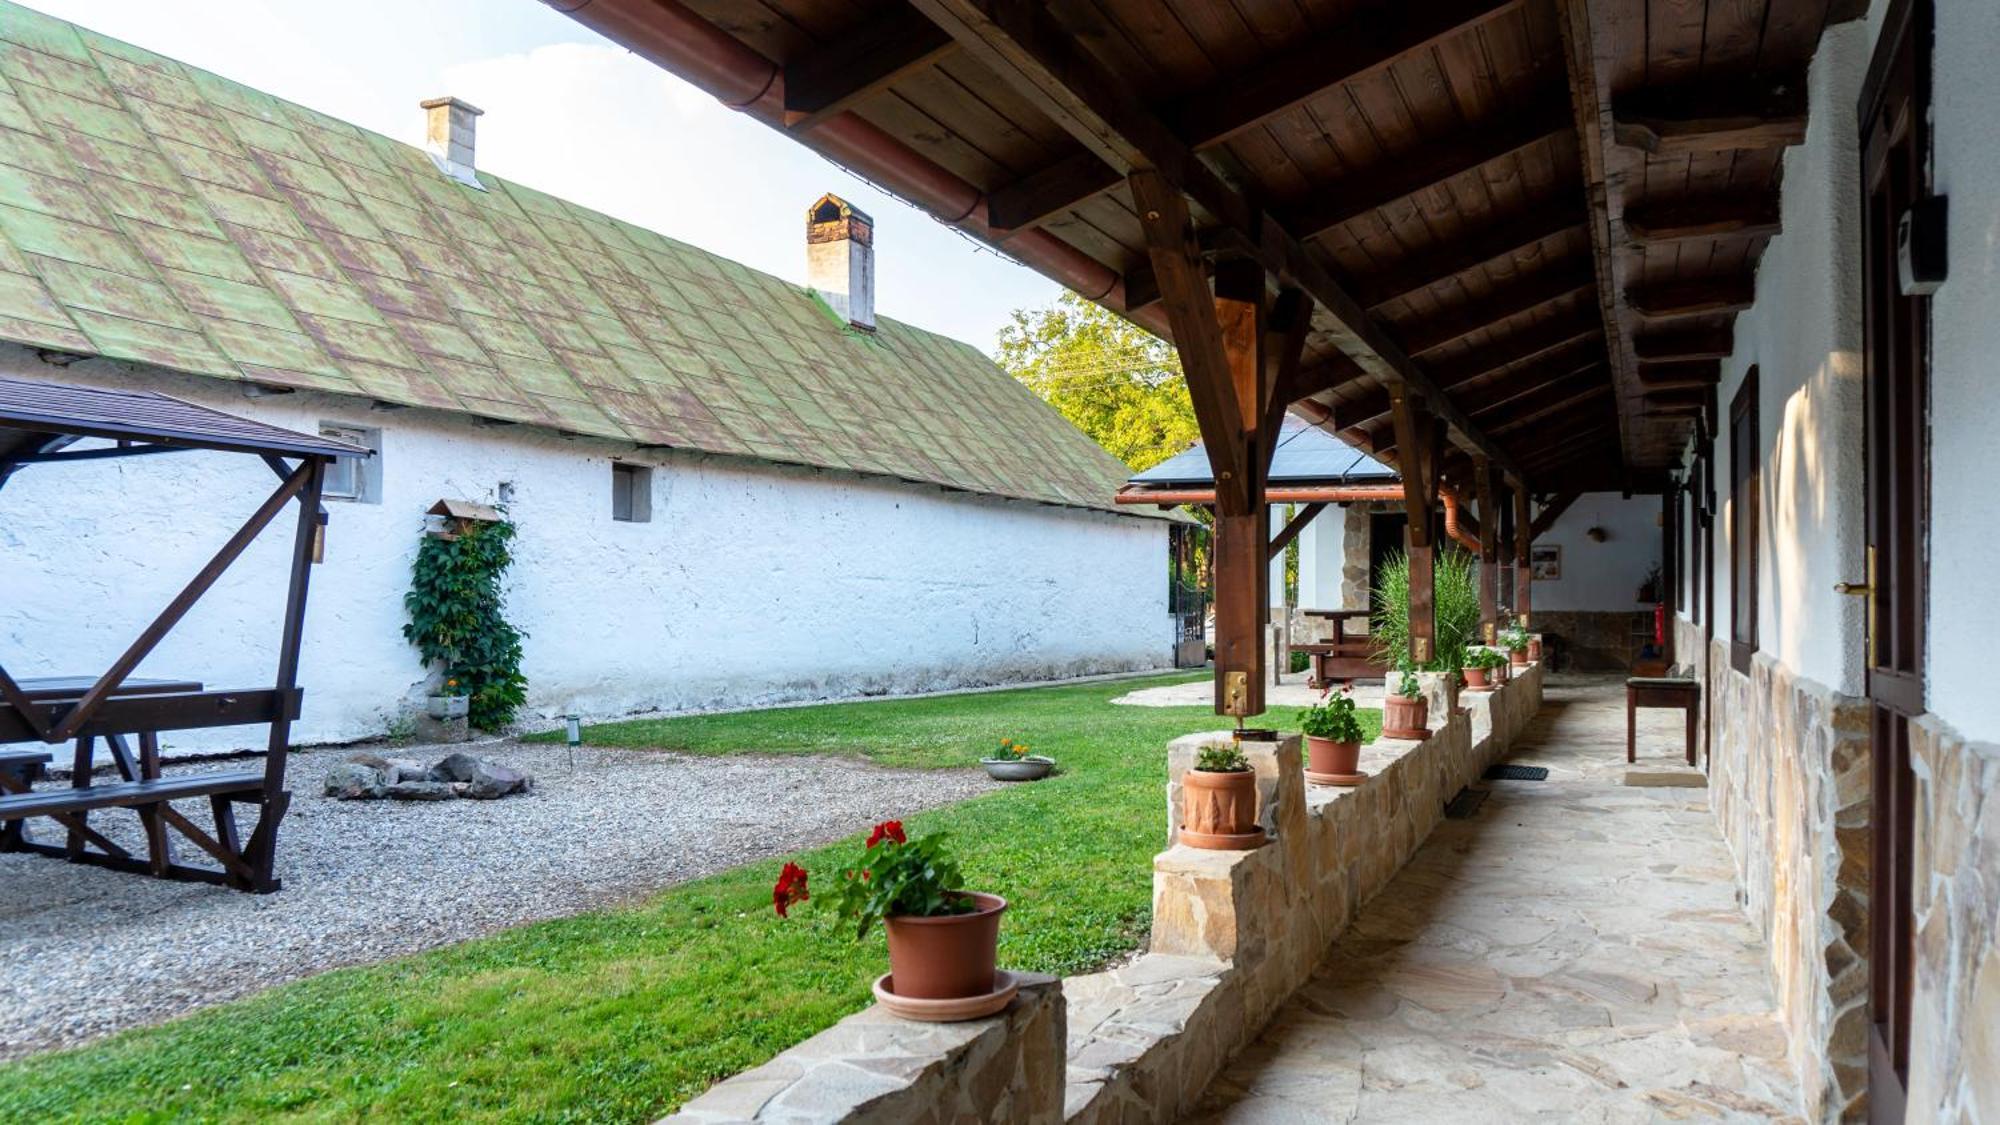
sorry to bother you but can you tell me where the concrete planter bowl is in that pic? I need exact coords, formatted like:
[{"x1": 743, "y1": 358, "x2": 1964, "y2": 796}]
[
  {"x1": 425, "y1": 694, "x2": 470, "y2": 719},
  {"x1": 980, "y1": 755, "x2": 1055, "y2": 781}
]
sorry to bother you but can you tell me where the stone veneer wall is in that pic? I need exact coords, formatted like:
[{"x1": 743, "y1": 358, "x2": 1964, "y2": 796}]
[
  {"x1": 1677, "y1": 619, "x2": 1869, "y2": 1122},
  {"x1": 1536, "y1": 609, "x2": 1652, "y2": 671},
  {"x1": 665, "y1": 665, "x2": 1546, "y2": 1123}
]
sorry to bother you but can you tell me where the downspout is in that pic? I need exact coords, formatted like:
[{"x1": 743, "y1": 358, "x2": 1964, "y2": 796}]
[
  {"x1": 544, "y1": 0, "x2": 1149, "y2": 328},
  {"x1": 1441, "y1": 491, "x2": 1481, "y2": 552}
]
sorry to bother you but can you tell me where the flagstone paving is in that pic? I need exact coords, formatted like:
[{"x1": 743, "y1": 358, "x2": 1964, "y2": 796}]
[{"x1": 1189, "y1": 676, "x2": 1803, "y2": 1123}]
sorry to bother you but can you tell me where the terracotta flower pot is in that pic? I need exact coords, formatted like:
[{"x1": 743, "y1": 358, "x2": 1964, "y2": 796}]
[
  {"x1": 882, "y1": 892, "x2": 1006, "y2": 1000},
  {"x1": 1181, "y1": 767, "x2": 1260, "y2": 846},
  {"x1": 1382, "y1": 694, "x2": 1430, "y2": 739},
  {"x1": 1527, "y1": 639, "x2": 1542, "y2": 661},
  {"x1": 1463, "y1": 667, "x2": 1490, "y2": 690},
  {"x1": 1509, "y1": 649, "x2": 1528, "y2": 668},
  {"x1": 1306, "y1": 736, "x2": 1361, "y2": 777}
]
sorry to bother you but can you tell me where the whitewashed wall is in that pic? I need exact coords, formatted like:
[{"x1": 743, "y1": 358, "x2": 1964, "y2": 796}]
[
  {"x1": 0, "y1": 352, "x2": 1171, "y2": 755},
  {"x1": 1529, "y1": 494, "x2": 1659, "y2": 612},
  {"x1": 1295, "y1": 506, "x2": 1346, "y2": 610}
]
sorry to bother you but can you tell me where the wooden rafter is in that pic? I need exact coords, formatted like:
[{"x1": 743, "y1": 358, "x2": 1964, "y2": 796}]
[
  {"x1": 1398, "y1": 260, "x2": 1597, "y2": 357},
  {"x1": 1361, "y1": 199, "x2": 1587, "y2": 308},
  {"x1": 1622, "y1": 198, "x2": 1782, "y2": 246},
  {"x1": 782, "y1": 6, "x2": 956, "y2": 131},
  {"x1": 982, "y1": 0, "x2": 1524, "y2": 231},
  {"x1": 1492, "y1": 385, "x2": 1613, "y2": 435},
  {"x1": 1611, "y1": 80, "x2": 1809, "y2": 155},
  {"x1": 1466, "y1": 362, "x2": 1608, "y2": 419},
  {"x1": 912, "y1": 0, "x2": 1524, "y2": 479},
  {"x1": 1338, "y1": 315, "x2": 1603, "y2": 432},
  {"x1": 1626, "y1": 278, "x2": 1757, "y2": 319},
  {"x1": 1636, "y1": 360, "x2": 1722, "y2": 389},
  {"x1": 1266, "y1": 501, "x2": 1327, "y2": 562},
  {"x1": 1529, "y1": 490, "x2": 1579, "y2": 538},
  {"x1": 1633, "y1": 328, "x2": 1734, "y2": 362}
]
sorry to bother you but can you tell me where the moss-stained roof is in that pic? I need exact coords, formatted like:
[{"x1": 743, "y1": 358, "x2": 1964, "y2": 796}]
[{"x1": 0, "y1": 2, "x2": 1146, "y2": 515}]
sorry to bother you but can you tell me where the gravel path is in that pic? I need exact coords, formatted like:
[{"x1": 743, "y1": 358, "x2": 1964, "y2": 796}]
[{"x1": 0, "y1": 741, "x2": 999, "y2": 1060}]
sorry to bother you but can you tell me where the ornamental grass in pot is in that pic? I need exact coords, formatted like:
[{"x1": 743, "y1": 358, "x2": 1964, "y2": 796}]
[
  {"x1": 773, "y1": 820, "x2": 1009, "y2": 1013},
  {"x1": 1180, "y1": 742, "x2": 1264, "y2": 849},
  {"x1": 1298, "y1": 687, "x2": 1366, "y2": 786},
  {"x1": 1381, "y1": 664, "x2": 1431, "y2": 740}
]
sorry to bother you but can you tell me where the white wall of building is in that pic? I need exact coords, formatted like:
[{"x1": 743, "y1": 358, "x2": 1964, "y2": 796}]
[
  {"x1": 1295, "y1": 507, "x2": 1345, "y2": 610},
  {"x1": 0, "y1": 353, "x2": 1172, "y2": 755},
  {"x1": 1529, "y1": 494, "x2": 1660, "y2": 612}
]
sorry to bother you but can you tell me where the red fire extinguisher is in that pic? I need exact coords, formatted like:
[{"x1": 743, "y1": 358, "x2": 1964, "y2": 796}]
[{"x1": 1654, "y1": 602, "x2": 1666, "y2": 647}]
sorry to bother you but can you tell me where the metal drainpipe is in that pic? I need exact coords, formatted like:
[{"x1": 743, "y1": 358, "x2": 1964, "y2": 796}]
[
  {"x1": 1440, "y1": 491, "x2": 1482, "y2": 552},
  {"x1": 543, "y1": 0, "x2": 1140, "y2": 321}
]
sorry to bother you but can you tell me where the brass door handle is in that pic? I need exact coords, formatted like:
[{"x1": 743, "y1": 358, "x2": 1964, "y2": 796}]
[{"x1": 1835, "y1": 581, "x2": 1871, "y2": 596}]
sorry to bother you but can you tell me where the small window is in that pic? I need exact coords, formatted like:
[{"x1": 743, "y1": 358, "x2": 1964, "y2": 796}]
[
  {"x1": 611, "y1": 462, "x2": 652, "y2": 523},
  {"x1": 318, "y1": 423, "x2": 380, "y2": 503},
  {"x1": 1728, "y1": 370, "x2": 1760, "y2": 674}
]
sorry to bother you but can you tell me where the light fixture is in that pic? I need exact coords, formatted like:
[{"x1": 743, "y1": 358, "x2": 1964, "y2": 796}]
[
  {"x1": 1586, "y1": 526, "x2": 1608, "y2": 543},
  {"x1": 564, "y1": 713, "x2": 582, "y2": 771}
]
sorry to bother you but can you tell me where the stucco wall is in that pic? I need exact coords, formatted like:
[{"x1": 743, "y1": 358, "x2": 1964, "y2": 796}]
[
  {"x1": 0, "y1": 353, "x2": 1171, "y2": 754},
  {"x1": 1294, "y1": 504, "x2": 1346, "y2": 610},
  {"x1": 1530, "y1": 493, "x2": 1659, "y2": 612}
]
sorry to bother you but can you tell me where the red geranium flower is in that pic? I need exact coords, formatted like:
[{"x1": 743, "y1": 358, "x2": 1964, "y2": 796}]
[
  {"x1": 772, "y1": 861, "x2": 809, "y2": 917},
  {"x1": 865, "y1": 820, "x2": 907, "y2": 849}
]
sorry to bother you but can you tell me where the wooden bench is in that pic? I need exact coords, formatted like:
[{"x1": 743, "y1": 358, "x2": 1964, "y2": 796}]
[
  {"x1": 1627, "y1": 667, "x2": 1699, "y2": 766},
  {"x1": 0, "y1": 748, "x2": 50, "y2": 850},
  {"x1": 1297, "y1": 609, "x2": 1385, "y2": 687}
]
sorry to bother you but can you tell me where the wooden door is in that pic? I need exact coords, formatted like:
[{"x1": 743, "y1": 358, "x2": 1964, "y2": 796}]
[{"x1": 1858, "y1": 1, "x2": 1931, "y2": 1117}]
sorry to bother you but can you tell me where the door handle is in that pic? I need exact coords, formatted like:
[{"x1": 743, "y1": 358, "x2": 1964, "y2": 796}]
[{"x1": 1834, "y1": 581, "x2": 1871, "y2": 596}]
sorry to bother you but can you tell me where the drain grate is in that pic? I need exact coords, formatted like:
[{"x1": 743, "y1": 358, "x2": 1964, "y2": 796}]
[
  {"x1": 1483, "y1": 764, "x2": 1550, "y2": 781},
  {"x1": 1443, "y1": 787, "x2": 1489, "y2": 819}
]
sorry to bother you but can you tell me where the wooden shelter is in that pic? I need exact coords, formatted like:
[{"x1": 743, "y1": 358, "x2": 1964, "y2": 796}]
[
  {"x1": 0, "y1": 375, "x2": 363, "y2": 892},
  {"x1": 550, "y1": 0, "x2": 1856, "y2": 717}
]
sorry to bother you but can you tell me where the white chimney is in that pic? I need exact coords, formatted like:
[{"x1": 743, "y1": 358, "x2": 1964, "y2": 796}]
[
  {"x1": 421, "y1": 96, "x2": 485, "y2": 190},
  {"x1": 806, "y1": 193, "x2": 875, "y2": 331}
]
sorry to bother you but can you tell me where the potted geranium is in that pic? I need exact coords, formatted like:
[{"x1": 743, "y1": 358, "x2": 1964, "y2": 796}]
[
  {"x1": 1381, "y1": 661, "x2": 1430, "y2": 740},
  {"x1": 1297, "y1": 687, "x2": 1366, "y2": 785},
  {"x1": 1179, "y1": 742, "x2": 1264, "y2": 849},
  {"x1": 773, "y1": 820, "x2": 1011, "y2": 1019},
  {"x1": 980, "y1": 738, "x2": 1053, "y2": 781},
  {"x1": 1501, "y1": 621, "x2": 1531, "y2": 668}
]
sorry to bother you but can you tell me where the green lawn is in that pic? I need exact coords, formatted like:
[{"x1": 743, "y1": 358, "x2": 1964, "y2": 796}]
[{"x1": 0, "y1": 674, "x2": 1377, "y2": 1123}]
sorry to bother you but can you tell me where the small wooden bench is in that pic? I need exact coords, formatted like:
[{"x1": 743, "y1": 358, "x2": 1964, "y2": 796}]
[
  {"x1": 1298, "y1": 609, "x2": 1385, "y2": 687},
  {"x1": 1627, "y1": 666, "x2": 1699, "y2": 766},
  {"x1": 0, "y1": 748, "x2": 51, "y2": 850}
]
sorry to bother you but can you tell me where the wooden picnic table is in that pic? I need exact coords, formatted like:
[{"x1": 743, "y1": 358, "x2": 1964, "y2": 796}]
[{"x1": 1295, "y1": 609, "x2": 1385, "y2": 687}]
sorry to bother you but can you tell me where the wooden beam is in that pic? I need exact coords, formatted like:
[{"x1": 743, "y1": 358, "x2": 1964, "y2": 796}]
[
  {"x1": 1285, "y1": 92, "x2": 1574, "y2": 242},
  {"x1": 1361, "y1": 197, "x2": 1587, "y2": 308},
  {"x1": 916, "y1": 0, "x2": 1525, "y2": 479},
  {"x1": 783, "y1": 6, "x2": 956, "y2": 130},
  {"x1": 1475, "y1": 455, "x2": 1499, "y2": 642},
  {"x1": 982, "y1": 0, "x2": 1525, "y2": 230},
  {"x1": 1484, "y1": 377, "x2": 1614, "y2": 432},
  {"x1": 1261, "y1": 288, "x2": 1314, "y2": 451},
  {"x1": 1391, "y1": 390, "x2": 1438, "y2": 666},
  {"x1": 1640, "y1": 386, "x2": 1711, "y2": 410},
  {"x1": 1636, "y1": 360, "x2": 1721, "y2": 389},
  {"x1": 1633, "y1": 328, "x2": 1734, "y2": 363},
  {"x1": 1266, "y1": 501, "x2": 1327, "y2": 561},
  {"x1": 1465, "y1": 362, "x2": 1607, "y2": 419},
  {"x1": 1398, "y1": 259, "x2": 1597, "y2": 357},
  {"x1": 1513, "y1": 483, "x2": 1532, "y2": 626},
  {"x1": 1491, "y1": 384, "x2": 1613, "y2": 435},
  {"x1": 1529, "y1": 490, "x2": 1579, "y2": 538},
  {"x1": 1340, "y1": 316, "x2": 1603, "y2": 431},
  {"x1": 1613, "y1": 104, "x2": 1808, "y2": 155},
  {"x1": 1130, "y1": 171, "x2": 1245, "y2": 510},
  {"x1": 1622, "y1": 198, "x2": 1782, "y2": 246},
  {"x1": 1626, "y1": 278, "x2": 1756, "y2": 319}
]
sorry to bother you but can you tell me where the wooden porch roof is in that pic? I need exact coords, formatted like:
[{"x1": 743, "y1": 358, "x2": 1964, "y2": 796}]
[{"x1": 550, "y1": 0, "x2": 1860, "y2": 494}]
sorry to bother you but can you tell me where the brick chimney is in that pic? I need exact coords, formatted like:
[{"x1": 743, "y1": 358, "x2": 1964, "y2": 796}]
[
  {"x1": 806, "y1": 193, "x2": 874, "y2": 331},
  {"x1": 421, "y1": 96, "x2": 484, "y2": 189}
]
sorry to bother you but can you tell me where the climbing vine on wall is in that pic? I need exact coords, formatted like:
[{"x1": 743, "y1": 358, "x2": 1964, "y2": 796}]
[{"x1": 403, "y1": 517, "x2": 528, "y2": 731}]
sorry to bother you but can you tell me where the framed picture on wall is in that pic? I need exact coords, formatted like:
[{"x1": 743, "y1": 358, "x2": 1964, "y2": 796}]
[{"x1": 1531, "y1": 544, "x2": 1562, "y2": 580}]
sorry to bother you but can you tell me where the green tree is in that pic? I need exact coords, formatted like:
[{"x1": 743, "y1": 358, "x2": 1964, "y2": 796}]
[{"x1": 996, "y1": 291, "x2": 1198, "y2": 472}]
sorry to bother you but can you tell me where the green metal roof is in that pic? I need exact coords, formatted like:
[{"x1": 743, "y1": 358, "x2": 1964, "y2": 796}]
[{"x1": 0, "y1": 1, "x2": 1148, "y2": 515}]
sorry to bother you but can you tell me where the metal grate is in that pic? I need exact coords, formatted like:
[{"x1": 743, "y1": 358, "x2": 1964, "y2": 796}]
[
  {"x1": 1483, "y1": 764, "x2": 1550, "y2": 781},
  {"x1": 1443, "y1": 787, "x2": 1490, "y2": 819}
]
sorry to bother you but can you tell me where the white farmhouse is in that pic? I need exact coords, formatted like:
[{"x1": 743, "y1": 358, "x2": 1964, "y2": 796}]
[{"x1": 0, "y1": 5, "x2": 1173, "y2": 752}]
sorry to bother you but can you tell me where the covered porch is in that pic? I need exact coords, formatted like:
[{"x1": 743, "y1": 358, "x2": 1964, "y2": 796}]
[{"x1": 554, "y1": 0, "x2": 1993, "y2": 1120}]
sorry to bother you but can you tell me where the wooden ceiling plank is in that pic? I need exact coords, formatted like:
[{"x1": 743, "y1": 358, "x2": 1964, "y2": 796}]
[
  {"x1": 1336, "y1": 314, "x2": 1603, "y2": 429},
  {"x1": 1398, "y1": 259, "x2": 1597, "y2": 356},
  {"x1": 1622, "y1": 197, "x2": 1782, "y2": 245},
  {"x1": 783, "y1": 6, "x2": 959, "y2": 130},
  {"x1": 1491, "y1": 383, "x2": 1613, "y2": 434},
  {"x1": 981, "y1": 0, "x2": 1526, "y2": 231},
  {"x1": 1360, "y1": 197, "x2": 1588, "y2": 308},
  {"x1": 1632, "y1": 327, "x2": 1734, "y2": 362},
  {"x1": 1610, "y1": 79, "x2": 1810, "y2": 155},
  {"x1": 1626, "y1": 277, "x2": 1757, "y2": 319}
]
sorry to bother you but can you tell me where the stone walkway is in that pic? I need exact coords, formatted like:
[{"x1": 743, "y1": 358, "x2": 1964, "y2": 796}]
[{"x1": 1189, "y1": 676, "x2": 1803, "y2": 1123}]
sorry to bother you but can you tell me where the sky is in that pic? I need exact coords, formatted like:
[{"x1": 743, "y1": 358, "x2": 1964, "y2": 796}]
[{"x1": 19, "y1": 0, "x2": 1061, "y2": 352}]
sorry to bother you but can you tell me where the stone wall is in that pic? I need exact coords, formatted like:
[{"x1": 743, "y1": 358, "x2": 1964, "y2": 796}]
[
  {"x1": 1679, "y1": 620, "x2": 1869, "y2": 1122},
  {"x1": 665, "y1": 668, "x2": 1546, "y2": 1123},
  {"x1": 1535, "y1": 609, "x2": 1652, "y2": 671},
  {"x1": 1904, "y1": 712, "x2": 2000, "y2": 1122}
]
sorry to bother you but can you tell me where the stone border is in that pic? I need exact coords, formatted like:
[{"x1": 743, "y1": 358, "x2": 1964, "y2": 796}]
[{"x1": 664, "y1": 666, "x2": 1545, "y2": 1123}]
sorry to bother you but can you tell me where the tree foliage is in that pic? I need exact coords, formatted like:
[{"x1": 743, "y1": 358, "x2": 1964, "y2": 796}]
[{"x1": 996, "y1": 291, "x2": 1198, "y2": 472}]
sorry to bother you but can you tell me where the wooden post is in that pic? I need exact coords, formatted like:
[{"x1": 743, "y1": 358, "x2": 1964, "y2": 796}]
[
  {"x1": 1475, "y1": 455, "x2": 1499, "y2": 644},
  {"x1": 1388, "y1": 392, "x2": 1437, "y2": 665},
  {"x1": 1514, "y1": 484, "x2": 1533, "y2": 629}
]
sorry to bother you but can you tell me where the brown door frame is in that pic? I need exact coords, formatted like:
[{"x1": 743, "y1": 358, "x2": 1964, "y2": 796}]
[{"x1": 1858, "y1": 0, "x2": 1933, "y2": 1117}]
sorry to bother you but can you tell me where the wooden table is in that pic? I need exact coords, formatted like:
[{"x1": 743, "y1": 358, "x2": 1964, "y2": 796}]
[{"x1": 1626, "y1": 674, "x2": 1699, "y2": 765}]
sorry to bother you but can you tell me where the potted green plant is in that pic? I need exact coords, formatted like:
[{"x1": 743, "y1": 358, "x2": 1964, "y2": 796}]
[
  {"x1": 1297, "y1": 687, "x2": 1366, "y2": 785},
  {"x1": 1381, "y1": 661, "x2": 1430, "y2": 740},
  {"x1": 1501, "y1": 620, "x2": 1531, "y2": 667},
  {"x1": 1179, "y1": 742, "x2": 1264, "y2": 849},
  {"x1": 980, "y1": 738, "x2": 1053, "y2": 781},
  {"x1": 1462, "y1": 646, "x2": 1504, "y2": 690},
  {"x1": 773, "y1": 820, "x2": 1011, "y2": 1018}
]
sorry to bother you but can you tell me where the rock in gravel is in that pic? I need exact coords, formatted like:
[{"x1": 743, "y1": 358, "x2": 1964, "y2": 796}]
[
  {"x1": 384, "y1": 780, "x2": 457, "y2": 801},
  {"x1": 323, "y1": 762, "x2": 386, "y2": 800},
  {"x1": 431, "y1": 752, "x2": 532, "y2": 798},
  {"x1": 383, "y1": 758, "x2": 430, "y2": 783},
  {"x1": 428, "y1": 752, "x2": 484, "y2": 782}
]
